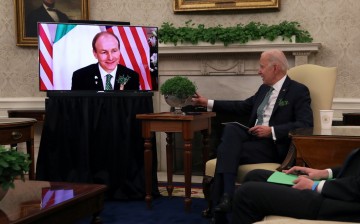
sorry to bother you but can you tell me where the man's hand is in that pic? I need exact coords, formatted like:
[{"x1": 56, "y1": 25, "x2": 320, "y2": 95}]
[
  {"x1": 248, "y1": 125, "x2": 272, "y2": 138},
  {"x1": 191, "y1": 92, "x2": 208, "y2": 107},
  {"x1": 284, "y1": 166, "x2": 329, "y2": 180},
  {"x1": 292, "y1": 176, "x2": 314, "y2": 190}
]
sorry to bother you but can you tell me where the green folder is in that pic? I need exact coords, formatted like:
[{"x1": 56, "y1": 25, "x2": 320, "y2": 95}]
[
  {"x1": 267, "y1": 171, "x2": 320, "y2": 186},
  {"x1": 267, "y1": 171, "x2": 298, "y2": 185}
]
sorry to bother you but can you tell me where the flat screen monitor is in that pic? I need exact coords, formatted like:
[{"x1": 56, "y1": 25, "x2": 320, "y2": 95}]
[{"x1": 38, "y1": 22, "x2": 158, "y2": 91}]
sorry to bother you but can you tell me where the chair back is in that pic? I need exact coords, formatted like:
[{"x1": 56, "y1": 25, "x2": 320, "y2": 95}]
[{"x1": 288, "y1": 64, "x2": 337, "y2": 129}]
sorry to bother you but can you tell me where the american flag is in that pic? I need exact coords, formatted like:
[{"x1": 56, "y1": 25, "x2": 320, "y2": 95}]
[
  {"x1": 38, "y1": 23, "x2": 155, "y2": 91},
  {"x1": 107, "y1": 26, "x2": 152, "y2": 90},
  {"x1": 38, "y1": 23, "x2": 54, "y2": 91}
]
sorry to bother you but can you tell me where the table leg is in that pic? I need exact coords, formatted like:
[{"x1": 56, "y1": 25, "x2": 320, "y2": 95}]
[
  {"x1": 91, "y1": 212, "x2": 102, "y2": 224},
  {"x1": 295, "y1": 145, "x2": 308, "y2": 167},
  {"x1": 165, "y1": 132, "x2": 174, "y2": 197},
  {"x1": 183, "y1": 137, "x2": 193, "y2": 212},
  {"x1": 144, "y1": 137, "x2": 153, "y2": 209},
  {"x1": 201, "y1": 129, "x2": 210, "y2": 175}
]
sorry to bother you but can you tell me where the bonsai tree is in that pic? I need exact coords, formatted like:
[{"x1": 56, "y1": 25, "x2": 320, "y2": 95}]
[
  {"x1": 160, "y1": 76, "x2": 197, "y2": 114},
  {"x1": 160, "y1": 76, "x2": 197, "y2": 98},
  {"x1": 0, "y1": 145, "x2": 31, "y2": 191}
]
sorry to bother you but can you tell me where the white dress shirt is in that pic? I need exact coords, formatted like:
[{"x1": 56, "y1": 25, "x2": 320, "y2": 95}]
[{"x1": 44, "y1": 4, "x2": 60, "y2": 22}]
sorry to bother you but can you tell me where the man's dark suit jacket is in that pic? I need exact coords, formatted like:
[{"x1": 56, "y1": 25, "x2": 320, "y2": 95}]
[
  {"x1": 234, "y1": 148, "x2": 360, "y2": 223},
  {"x1": 212, "y1": 76, "x2": 313, "y2": 162},
  {"x1": 26, "y1": 5, "x2": 69, "y2": 37},
  {"x1": 71, "y1": 63, "x2": 140, "y2": 91},
  {"x1": 324, "y1": 148, "x2": 360, "y2": 203}
]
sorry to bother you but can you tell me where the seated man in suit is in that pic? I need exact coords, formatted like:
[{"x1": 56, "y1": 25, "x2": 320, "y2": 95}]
[
  {"x1": 26, "y1": 0, "x2": 69, "y2": 37},
  {"x1": 192, "y1": 49, "x2": 313, "y2": 222},
  {"x1": 71, "y1": 31, "x2": 140, "y2": 91},
  {"x1": 232, "y1": 148, "x2": 360, "y2": 223}
]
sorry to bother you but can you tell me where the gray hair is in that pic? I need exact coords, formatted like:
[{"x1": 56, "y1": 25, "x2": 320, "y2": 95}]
[{"x1": 262, "y1": 49, "x2": 289, "y2": 72}]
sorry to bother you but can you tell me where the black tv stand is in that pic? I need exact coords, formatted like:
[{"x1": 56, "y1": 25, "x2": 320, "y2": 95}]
[
  {"x1": 38, "y1": 90, "x2": 159, "y2": 200},
  {"x1": 46, "y1": 90, "x2": 153, "y2": 97}
]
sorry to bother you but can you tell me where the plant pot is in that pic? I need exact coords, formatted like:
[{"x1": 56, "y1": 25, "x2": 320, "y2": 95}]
[
  {"x1": 159, "y1": 35, "x2": 296, "y2": 47},
  {"x1": 246, "y1": 35, "x2": 296, "y2": 45},
  {"x1": 164, "y1": 95, "x2": 192, "y2": 115}
]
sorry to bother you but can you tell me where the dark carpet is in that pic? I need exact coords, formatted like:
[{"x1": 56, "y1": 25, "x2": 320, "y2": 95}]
[{"x1": 77, "y1": 195, "x2": 210, "y2": 224}]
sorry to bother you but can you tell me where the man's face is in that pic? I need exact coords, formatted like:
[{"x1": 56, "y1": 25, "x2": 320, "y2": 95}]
[
  {"x1": 258, "y1": 54, "x2": 276, "y2": 86},
  {"x1": 93, "y1": 34, "x2": 120, "y2": 73}
]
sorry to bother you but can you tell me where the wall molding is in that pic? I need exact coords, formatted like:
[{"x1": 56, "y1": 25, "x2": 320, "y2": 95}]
[
  {"x1": 0, "y1": 97, "x2": 45, "y2": 117},
  {"x1": 159, "y1": 42, "x2": 322, "y2": 55},
  {"x1": 333, "y1": 98, "x2": 360, "y2": 120}
]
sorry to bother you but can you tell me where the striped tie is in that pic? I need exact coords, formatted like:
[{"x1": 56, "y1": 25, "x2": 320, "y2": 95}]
[
  {"x1": 256, "y1": 87, "x2": 274, "y2": 125},
  {"x1": 105, "y1": 74, "x2": 112, "y2": 90}
]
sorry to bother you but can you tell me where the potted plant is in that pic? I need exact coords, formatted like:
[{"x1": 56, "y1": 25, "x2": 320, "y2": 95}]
[
  {"x1": 160, "y1": 76, "x2": 197, "y2": 114},
  {"x1": 158, "y1": 20, "x2": 313, "y2": 46},
  {"x1": 0, "y1": 145, "x2": 31, "y2": 193}
]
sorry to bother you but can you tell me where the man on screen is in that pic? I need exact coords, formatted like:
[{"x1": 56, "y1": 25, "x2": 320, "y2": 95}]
[
  {"x1": 71, "y1": 31, "x2": 140, "y2": 91},
  {"x1": 26, "y1": 0, "x2": 69, "y2": 37}
]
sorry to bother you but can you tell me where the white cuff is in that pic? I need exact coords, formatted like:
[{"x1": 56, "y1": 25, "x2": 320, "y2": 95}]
[
  {"x1": 317, "y1": 180, "x2": 326, "y2": 193},
  {"x1": 271, "y1": 126, "x2": 276, "y2": 141},
  {"x1": 326, "y1": 168, "x2": 333, "y2": 179},
  {"x1": 207, "y1": 100, "x2": 214, "y2": 111}
]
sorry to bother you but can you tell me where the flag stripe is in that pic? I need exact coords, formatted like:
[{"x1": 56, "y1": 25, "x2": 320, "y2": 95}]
[
  {"x1": 39, "y1": 51, "x2": 53, "y2": 86},
  {"x1": 39, "y1": 23, "x2": 53, "y2": 90},
  {"x1": 109, "y1": 26, "x2": 151, "y2": 90},
  {"x1": 118, "y1": 27, "x2": 145, "y2": 90},
  {"x1": 129, "y1": 27, "x2": 152, "y2": 90},
  {"x1": 39, "y1": 24, "x2": 53, "y2": 56},
  {"x1": 54, "y1": 24, "x2": 76, "y2": 43}
]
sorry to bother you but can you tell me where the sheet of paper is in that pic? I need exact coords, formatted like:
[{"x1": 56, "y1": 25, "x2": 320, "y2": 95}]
[
  {"x1": 221, "y1": 121, "x2": 249, "y2": 130},
  {"x1": 267, "y1": 171, "x2": 298, "y2": 185},
  {"x1": 267, "y1": 171, "x2": 320, "y2": 186}
]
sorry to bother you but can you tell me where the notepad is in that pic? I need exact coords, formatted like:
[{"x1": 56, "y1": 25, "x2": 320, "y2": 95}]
[
  {"x1": 267, "y1": 171, "x2": 320, "y2": 186},
  {"x1": 221, "y1": 121, "x2": 249, "y2": 130},
  {"x1": 267, "y1": 171, "x2": 298, "y2": 185}
]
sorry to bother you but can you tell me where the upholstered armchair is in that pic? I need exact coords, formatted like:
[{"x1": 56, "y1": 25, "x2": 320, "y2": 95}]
[
  {"x1": 255, "y1": 216, "x2": 349, "y2": 223},
  {"x1": 202, "y1": 64, "x2": 337, "y2": 218}
]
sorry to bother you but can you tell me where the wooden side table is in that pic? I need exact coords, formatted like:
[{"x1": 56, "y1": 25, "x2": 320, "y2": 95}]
[
  {"x1": 290, "y1": 126, "x2": 360, "y2": 169},
  {"x1": 0, "y1": 118, "x2": 37, "y2": 180},
  {"x1": 0, "y1": 180, "x2": 107, "y2": 223},
  {"x1": 136, "y1": 112, "x2": 216, "y2": 212}
]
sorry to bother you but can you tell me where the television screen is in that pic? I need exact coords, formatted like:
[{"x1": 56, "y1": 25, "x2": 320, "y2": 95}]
[{"x1": 38, "y1": 22, "x2": 158, "y2": 91}]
